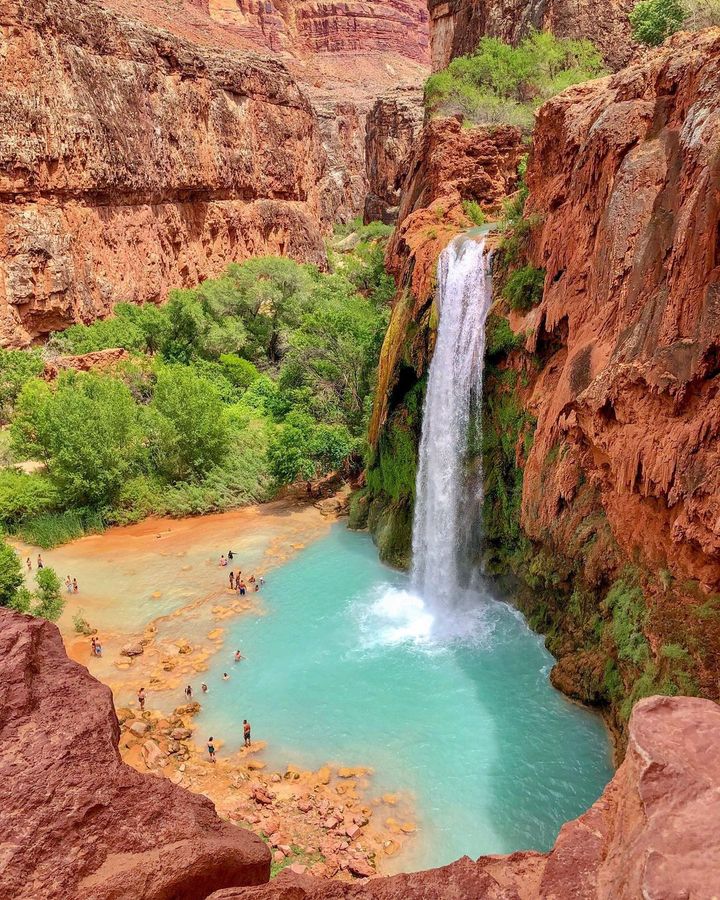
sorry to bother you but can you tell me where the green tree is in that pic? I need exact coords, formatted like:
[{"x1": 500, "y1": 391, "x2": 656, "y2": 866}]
[
  {"x1": 629, "y1": 0, "x2": 686, "y2": 44},
  {"x1": 148, "y1": 366, "x2": 229, "y2": 482},
  {"x1": 0, "y1": 349, "x2": 44, "y2": 424},
  {"x1": 33, "y1": 567, "x2": 65, "y2": 621},
  {"x1": 0, "y1": 540, "x2": 24, "y2": 607},
  {"x1": 11, "y1": 372, "x2": 142, "y2": 506},
  {"x1": 268, "y1": 411, "x2": 353, "y2": 484}
]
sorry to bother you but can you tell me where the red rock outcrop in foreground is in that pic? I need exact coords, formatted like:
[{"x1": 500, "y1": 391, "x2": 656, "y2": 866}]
[
  {"x1": 522, "y1": 30, "x2": 720, "y2": 598},
  {"x1": 0, "y1": 0, "x2": 328, "y2": 347},
  {"x1": 208, "y1": 694, "x2": 720, "y2": 898},
  {"x1": 427, "y1": 0, "x2": 635, "y2": 72},
  {"x1": 0, "y1": 609, "x2": 270, "y2": 899}
]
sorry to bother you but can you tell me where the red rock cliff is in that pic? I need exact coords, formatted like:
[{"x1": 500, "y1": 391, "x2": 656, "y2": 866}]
[
  {"x1": 522, "y1": 30, "x2": 720, "y2": 613},
  {"x1": 0, "y1": 608, "x2": 270, "y2": 899},
  {"x1": 0, "y1": 0, "x2": 329, "y2": 347},
  {"x1": 428, "y1": 0, "x2": 635, "y2": 72}
]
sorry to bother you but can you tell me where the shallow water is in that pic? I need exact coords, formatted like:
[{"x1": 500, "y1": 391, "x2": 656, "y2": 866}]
[{"x1": 199, "y1": 525, "x2": 613, "y2": 873}]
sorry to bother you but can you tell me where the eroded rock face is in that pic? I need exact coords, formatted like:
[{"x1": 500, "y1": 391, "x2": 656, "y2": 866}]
[
  {"x1": 0, "y1": 0, "x2": 329, "y2": 347},
  {"x1": 369, "y1": 117, "x2": 524, "y2": 444},
  {"x1": 428, "y1": 0, "x2": 635, "y2": 72},
  {"x1": 0, "y1": 609, "x2": 270, "y2": 899},
  {"x1": 522, "y1": 30, "x2": 720, "y2": 598},
  {"x1": 363, "y1": 88, "x2": 424, "y2": 224},
  {"x1": 208, "y1": 695, "x2": 720, "y2": 899}
]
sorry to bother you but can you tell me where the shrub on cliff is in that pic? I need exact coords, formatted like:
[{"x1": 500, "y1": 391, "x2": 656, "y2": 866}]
[
  {"x1": 629, "y1": 0, "x2": 686, "y2": 45},
  {"x1": 502, "y1": 266, "x2": 546, "y2": 312},
  {"x1": 425, "y1": 33, "x2": 606, "y2": 128}
]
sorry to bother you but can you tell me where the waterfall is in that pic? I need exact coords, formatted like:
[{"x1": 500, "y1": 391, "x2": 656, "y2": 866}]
[{"x1": 411, "y1": 236, "x2": 493, "y2": 610}]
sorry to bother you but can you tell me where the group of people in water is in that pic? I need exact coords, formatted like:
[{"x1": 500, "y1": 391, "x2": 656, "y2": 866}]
[
  {"x1": 90, "y1": 636, "x2": 103, "y2": 656},
  {"x1": 26, "y1": 554, "x2": 44, "y2": 571},
  {"x1": 25, "y1": 554, "x2": 79, "y2": 593},
  {"x1": 220, "y1": 551, "x2": 264, "y2": 596}
]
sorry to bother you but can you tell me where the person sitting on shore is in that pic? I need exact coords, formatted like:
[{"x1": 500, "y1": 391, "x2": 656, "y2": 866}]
[
  {"x1": 229, "y1": 571, "x2": 235, "y2": 590},
  {"x1": 234, "y1": 650, "x2": 244, "y2": 662},
  {"x1": 184, "y1": 684, "x2": 193, "y2": 700},
  {"x1": 207, "y1": 736, "x2": 216, "y2": 763},
  {"x1": 219, "y1": 554, "x2": 227, "y2": 567},
  {"x1": 138, "y1": 687, "x2": 146, "y2": 711},
  {"x1": 243, "y1": 719, "x2": 251, "y2": 747}
]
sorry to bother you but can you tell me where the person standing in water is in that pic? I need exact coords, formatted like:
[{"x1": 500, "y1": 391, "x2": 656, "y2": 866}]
[
  {"x1": 207, "y1": 737, "x2": 216, "y2": 763},
  {"x1": 229, "y1": 571, "x2": 235, "y2": 590},
  {"x1": 219, "y1": 555, "x2": 227, "y2": 567},
  {"x1": 95, "y1": 639, "x2": 102, "y2": 656},
  {"x1": 184, "y1": 684, "x2": 193, "y2": 701},
  {"x1": 223, "y1": 672, "x2": 229, "y2": 681},
  {"x1": 243, "y1": 719, "x2": 251, "y2": 747},
  {"x1": 65, "y1": 576, "x2": 72, "y2": 593},
  {"x1": 201, "y1": 683, "x2": 208, "y2": 693},
  {"x1": 138, "y1": 688, "x2": 146, "y2": 711},
  {"x1": 37, "y1": 554, "x2": 43, "y2": 569},
  {"x1": 228, "y1": 550, "x2": 234, "y2": 560},
  {"x1": 91, "y1": 637, "x2": 97, "y2": 656},
  {"x1": 72, "y1": 577, "x2": 78, "y2": 594},
  {"x1": 234, "y1": 650, "x2": 244, "y2": 662},
  {"x1": 26, "y1": 558, "x2": 32, "y2": 572}
]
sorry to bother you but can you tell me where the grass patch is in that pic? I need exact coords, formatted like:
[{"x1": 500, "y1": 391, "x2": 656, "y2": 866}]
[
  {"x1": 502, "y1": 266, "x2": 545, "y2": 312},
  {"x1": 462, "y1": 200, "x2": 485, "y2": 226},
  {"x1": 16, "y1": 509, "x2": 106, "y2": 548}
]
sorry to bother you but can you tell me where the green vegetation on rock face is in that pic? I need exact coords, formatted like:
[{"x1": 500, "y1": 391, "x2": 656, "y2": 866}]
[
  {"x1": 502, "y1": 266, "x2": 546, "y2": 312},
  {"x1": 424, "y1": 33, "x2": 606, "y2": 129},
  {"x1": 629, "y1": 0, "x2": 686, "y2": 44},
  {"x1": 629, "y1": 0, "x2": 720, "y2": 45},
  {"x1": 0, "y1": 230, "x2": 393, "y2": 545}
]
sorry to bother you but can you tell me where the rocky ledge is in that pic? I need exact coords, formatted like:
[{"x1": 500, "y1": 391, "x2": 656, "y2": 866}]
[{"x1": 0, "y1": 608, "x2": 270, "y2": 899}]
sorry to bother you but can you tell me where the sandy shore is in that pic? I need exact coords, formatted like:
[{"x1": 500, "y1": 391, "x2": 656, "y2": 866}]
[{"x1": 15, "y1": 493, "x2": 417, "y2": 878}]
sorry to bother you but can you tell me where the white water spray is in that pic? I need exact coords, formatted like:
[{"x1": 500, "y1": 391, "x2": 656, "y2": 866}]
[{"x1": 412, "y1": 236, "x2": 493, "y2": 610}]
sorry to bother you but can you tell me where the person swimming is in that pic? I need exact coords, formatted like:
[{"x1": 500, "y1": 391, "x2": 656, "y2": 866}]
[
  {"x1": 234, "y1": 650, "x2": 244, "y2": 662},
  {"x1": 223, "y1": 672, "x2": 230, "y2": 681},
  {"x1": 201, "y1": 683, "x2": 208, "y2": 693}
]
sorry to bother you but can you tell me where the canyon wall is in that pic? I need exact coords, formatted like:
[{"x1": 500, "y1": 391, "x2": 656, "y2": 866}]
[
  {"x1": 0, "y1": 608, "x2": 270, "y2": 899},
  {"x1": 363, "y1": 88, "x2": 425, "y2": 224},
  {"x1": 427, "y1": 0, "x2": 635, "y2": 71},
  {"x1": 362, "y1": 30, "x2": 720, "y2": 736},
  {"x1": 0, "y1": 0, "x2": 330, "y2": 347}
]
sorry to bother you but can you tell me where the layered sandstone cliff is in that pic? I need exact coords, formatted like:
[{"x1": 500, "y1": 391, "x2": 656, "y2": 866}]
[
  {"x1": 428, "y1": 0, "x2": 635, "y2": 72},
  {"x1": 0, "y1": 0, "x2": 331, "y2": 347},
  {"x1": 519, "y1": 28, "x2": 720, "y2": 692},
  {"x1": 0, "y1": 608, "x2": 270, "y2": 899},
  {"x1": 363, "y1": 88, "x2": 424, "y2": 224}
]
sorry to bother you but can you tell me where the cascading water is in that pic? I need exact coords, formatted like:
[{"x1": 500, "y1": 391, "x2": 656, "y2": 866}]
[
  {"x1": 411, "y1": 236, "x2": 493, "y2": 610},
  {"x1": 370, "y1": 235, "x2": 494, "y2": 643}
]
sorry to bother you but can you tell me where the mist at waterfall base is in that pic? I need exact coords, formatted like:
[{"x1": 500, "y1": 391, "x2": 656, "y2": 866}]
[{"x1": 198, "y1": 238, "x2": 612, "y2": 872}]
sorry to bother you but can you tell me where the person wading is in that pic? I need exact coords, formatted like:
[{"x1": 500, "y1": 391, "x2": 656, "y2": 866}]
[
  {"x1": 138, "y1": 687, "x2": 146, "y2": 711},
  {"x1": 207, "y1": 737, "x2": 216, "y2": 763},
  {"x1": 243, "y1": 719, "x2": 251, "y2": 747}
]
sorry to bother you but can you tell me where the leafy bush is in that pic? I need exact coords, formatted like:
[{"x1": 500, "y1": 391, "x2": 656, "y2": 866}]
[
  {"x1": 629, "y1": 0, "x2": 685, "y2": 44},
  {"x1": 219, "y1": 354, "x2": 261, "y2": 391},
  {"x1": 425, "y1": 33, "x2": 605, "y2": 127},
  {"x1": 0, "y1": 470, "x2": 59, "y2": 526},
  {"x1": 12, "y1": 372, "x2": 142, "y2": 506},
  {"x1": 0, "y1": 349, "x2": 44, "y2": 423},
  {"x1": 462, "y1": 200, "x2": 486, "y2": 227},
  {"x1": 0, "y1": 539, "x2": 24, "y2": 607},
  {"x1": 502, "y1": 266, "x2": 546, "y2": 312}
]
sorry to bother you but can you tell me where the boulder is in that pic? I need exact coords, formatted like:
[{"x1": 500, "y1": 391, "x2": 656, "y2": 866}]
[
  {"x1": 128, "y1": 720, "x2": 149, "y2": 737},
  {"x1": 120, "y1": 642, "x2": 144, "y2": 657},
  {"x1": 0, "y1": 609, "x2": 270, "y2": 899}
]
